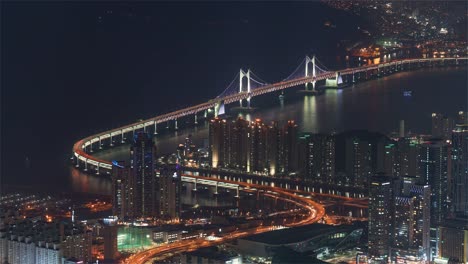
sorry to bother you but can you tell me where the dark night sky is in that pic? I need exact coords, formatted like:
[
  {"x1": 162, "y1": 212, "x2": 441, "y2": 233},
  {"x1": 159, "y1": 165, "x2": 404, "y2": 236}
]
[{"x1": 1, "y1": 2, "x2": 364, "y2": 187}]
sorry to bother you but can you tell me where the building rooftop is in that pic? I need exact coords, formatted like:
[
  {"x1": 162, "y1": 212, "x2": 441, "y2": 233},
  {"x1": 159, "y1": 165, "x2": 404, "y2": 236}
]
[{"x1": 185, "y1": 246, "x2": 239, "y2": 261}]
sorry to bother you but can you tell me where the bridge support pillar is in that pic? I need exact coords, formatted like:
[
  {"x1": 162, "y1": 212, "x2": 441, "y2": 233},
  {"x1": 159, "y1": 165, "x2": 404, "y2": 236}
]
[
  {"x1": 132, "y1": 127, "x2": 135, "y2": 137},
  {"x1": 194, "y1": 114, "x2": 198, "y2": 124},
  {"x1": 352, "y1": 72, "x2": 356, "y2": 83},
  {"x1": 84, "y1": 159, "x2": 88, "y2": 171},
  {"x1": 204, "y1": 110, "x2": 208, "y2": 118},
  {"x1": 75, "y1": 157, "x2": 80, "y2": 167},
  {"x1": 121, "y1": 130, "x2": 125, "y2": 143},
  {"x1": 214, "y1": 183, "x2": 218, "y2": 195},
  {"x1": 89, "y1": 143, "x2": 93, "y2": 153},
  {"x1": 247, "y1": 97, "x2": 251, "y2": 108},
  {"x1": 96, "y1": 163, "x2": 100, "y2": 175},
  {"x1": 166, "y1": 121, "x2": 170, "y2": 129},
  {"x1": 193, "y1": 179, "x2": 197, "y2": 191},
  {"x1": 110, "y1": 135, "x2": 114, "y2": 147},
  {"x1": 214, "y1": 102, "x2": 221, "y2": 118},
  {"x1": 174, "y1": 119, "x2": 178, "y2": 130},
  {"x1": 235, "y1": 186, "x2": 239, "y2": 198},
  {"x1": 154, "y1": 122, "x2": 158, "y2": 135},
  {"x1": 99, "y1": 137, "x2": 102, "y2": 149}
]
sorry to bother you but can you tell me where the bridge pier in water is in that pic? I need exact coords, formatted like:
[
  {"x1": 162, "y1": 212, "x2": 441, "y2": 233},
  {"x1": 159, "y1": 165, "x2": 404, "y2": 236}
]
[
  {"x1": 194, "y1": 113, "x2": 198, "y2": 124},
  {"x1": 154, "y1": 122, "x2": 158, "y2": 135},
  {"x1": 174, "y1": 119, "x2": 178, "y2": 130}
]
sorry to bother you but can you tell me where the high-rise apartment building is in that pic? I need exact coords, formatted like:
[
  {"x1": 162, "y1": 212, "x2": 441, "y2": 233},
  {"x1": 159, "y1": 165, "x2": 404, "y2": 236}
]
[
  {"x1": 267, "y1": 122, "x2": 283, "y2": 176},
  {"x1": 451, "y1": 124, "x2": 468, "y2": 218},
  {"x1": 368, "y1": 175, "x2": 393, "y2": 263},
  {"x1": 419, "y1": 139, "x2": 449, "y2": 226},
  {"x1": 282, "y1": 120, "x2": 298, "y2": 174},
  {"x1": 155, "y1": 165, "x2": 181, "y2": 221},
  {"x1": 209, "y1": 118, "x2": 228, "y2": 168},
  {"x1": 432, "y1": 113, "x2": 454, "y2": 140},
  {"x1": 391, "y1": 183, "x2": 431, "y2": 262},
  {"x1": 248, "y1": 119, "x2": 269, "y2": 173},
  {"x1": 111, "y1": 161, "x2": 132, "y2": 220},
  {"x1": 228, "y1": 117, "x2": 250, "y2": 171},
  {"x1": 131, "y1": 132, "x2": 157, "y2": 218},
  {"x1": 396, "y1": 138, "x2": 420, "y2": 177},
  {"x1": 346, "y1": 137, "x2": 373, "y2": 186},
  {"x1": 298, "y1": 133, "x2": 335, "y2": 183}
]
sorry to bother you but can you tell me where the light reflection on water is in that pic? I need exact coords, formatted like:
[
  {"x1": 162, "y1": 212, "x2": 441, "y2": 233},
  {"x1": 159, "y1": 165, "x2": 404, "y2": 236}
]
[{"x1": 76, "y1": 67, "x2": 467, "y2": 197}]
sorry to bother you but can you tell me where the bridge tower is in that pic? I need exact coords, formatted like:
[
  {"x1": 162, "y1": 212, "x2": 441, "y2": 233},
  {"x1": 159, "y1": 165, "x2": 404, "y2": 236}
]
[
  {"x1": 305, "y1": 55, "x2": 316, "y2": 91},
  {"x1": 239, "y1": 69, "x2": 251, "y2": 107}
]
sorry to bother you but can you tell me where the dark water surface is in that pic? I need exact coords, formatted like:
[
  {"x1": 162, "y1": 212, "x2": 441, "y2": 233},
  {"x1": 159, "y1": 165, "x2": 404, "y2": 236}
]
[
  {"x1": 83, "y1": 67, "x2": 466, "y2": 196},
  {"x1": 2, "y1": 3, "x2": 467, "y2": 196}
]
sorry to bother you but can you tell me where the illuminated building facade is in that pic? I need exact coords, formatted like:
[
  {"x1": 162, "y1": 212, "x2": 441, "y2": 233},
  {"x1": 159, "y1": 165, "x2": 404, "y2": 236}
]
[
  {"x1": 227, "y1": 117, "x2": 250, "y2": 171},
  {"x1": 437, "y1": 220, "x2": 468, "y2": 264},
  {"x1": 419, "y1": 139, "x2": 449, "y2": 226},
  {"x1": 111, "y1": 161, "x2": 132, "y2": 220},
  {"x1": 131, "y1": 132, "x2": 157, "y2": 218},
  {"x1": 368, "y1": 175, "x2": 393, "y2": 263},
  {"x1": 346, "y1": 137, "x2": 373, "y2": 187},
  {"x1": 209, "y1": 118, "x2": 298, "y2": 176},
  {"x1": 267, "y1": 122, "x2": 283, "y2": 176},
  {"x1": 396, "y1": 138, "x2": 420, "y2": 177},
  {"x1": 282, "y1": 120, "x2": 298, "y2": 174},
  {"x1": 209, "y1": 117, "x2": 228, "y2": 168},
  {"x1": 419, "y1": 138, "x2": 449, "y2": 260},
  {"x1": 155, "y1": 165, "x2": 181, "y2": 221},
  {"x1": 248, "y1": 119, "x2": 269, "y2": 173},
  {"x1": 297, "y1": 133, "x2": 335, "y2": 183},
  {"x1": 391, "y1": 183, "x2": 431, "y2": 263},
  {"x1": 432, "y1": 113, "x2": 454, "y2": 140},
  {"x1": 451, "y1": 124, "x2": 468, "y2": 218}
]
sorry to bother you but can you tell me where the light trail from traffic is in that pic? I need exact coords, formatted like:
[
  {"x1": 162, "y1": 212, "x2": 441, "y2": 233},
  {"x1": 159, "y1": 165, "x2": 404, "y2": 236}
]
[{"x1": 123, "y1": 175, "x2": 326, "y2": 264}]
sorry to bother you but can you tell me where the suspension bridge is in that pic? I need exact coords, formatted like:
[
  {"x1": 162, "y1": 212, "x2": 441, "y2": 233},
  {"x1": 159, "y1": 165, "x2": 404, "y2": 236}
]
[{"x1": 72, "y1": 56, "x2": 467, "y2": 173}]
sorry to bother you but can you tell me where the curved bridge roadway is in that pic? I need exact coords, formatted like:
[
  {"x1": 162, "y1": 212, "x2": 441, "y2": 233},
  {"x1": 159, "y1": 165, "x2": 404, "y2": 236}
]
[
  {"x1": 123, "y1": 175, "x2": 326, "y2": 264},
  {"x1": 72, "y1": 57, "x2": 467, "y2": 172}
]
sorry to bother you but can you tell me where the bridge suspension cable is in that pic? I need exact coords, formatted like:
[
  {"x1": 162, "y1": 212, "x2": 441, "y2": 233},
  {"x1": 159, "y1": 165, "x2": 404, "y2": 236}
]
[
  {"x1": 249, "y1": 70, "x2": 269, "y2": 86},
  {"x1": 216, "y1": 72, "x2": 240, "y2": 98},
  {"x1": 283, "y1": 57, "x2": 307, "y2": 81}
]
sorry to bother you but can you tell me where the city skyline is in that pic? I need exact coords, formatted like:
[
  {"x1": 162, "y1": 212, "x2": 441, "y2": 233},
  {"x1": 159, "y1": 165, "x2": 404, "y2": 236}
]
[{"x1": 1, "y1": 1, "x2": 467, "y2": 264}]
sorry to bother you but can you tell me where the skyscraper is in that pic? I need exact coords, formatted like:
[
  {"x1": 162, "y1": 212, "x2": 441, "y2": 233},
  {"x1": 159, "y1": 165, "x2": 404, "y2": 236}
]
[
  {"x1": 228, "y1": 117, "x2": 250, "y2": 171},
  {"x1": 298, "y1": 133, "x2": 335, "y2": 183},
  {"x1": 346, "y1": 137, "x2": 373, "y2": 187},
  {"x1": 111, "y1": 161, "x2": 132, "y2": 220},
  {"x1": 391, "y1": 183, "x2": 431, "y2": 262},
  {"x1": 131, "y1": 132, "x2": 157, "y2": 218},
  {"x1": 267, "y1": 122, "x2": 283, "y2": 176},
  {"x1": 282, "y1": 120, "x2": 298, "y2": 174},
  {"x1": 209, "y1": 117, "x2": 228, "y2": 168},
  {"x1": 155, "y1": 165, "x2": 181, "y2": 221},
  {"x1": 451, "y1": 124, "x2": 468, "y2": 218},
  {"x1": 396, "y1": 138, "x2": 420, "y2": 177},
  {"x1": 368, "y1": 175, "x2": 393, "y2": 263},
  {"x1": 248, "y1": 119, "x2": 269, "y2": 173},
  {"x1": 432, "y1": 113, "x2": 454, "y2": 140},
  {"x1": 419, "y1": 139, "x2": 449, "y2": 226},
  {"x1": 419, "y1": 138, "x2": 449, "y2": 260}
]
